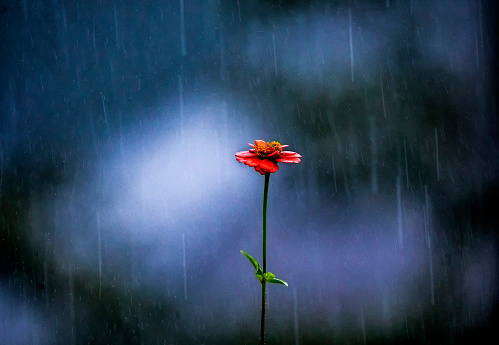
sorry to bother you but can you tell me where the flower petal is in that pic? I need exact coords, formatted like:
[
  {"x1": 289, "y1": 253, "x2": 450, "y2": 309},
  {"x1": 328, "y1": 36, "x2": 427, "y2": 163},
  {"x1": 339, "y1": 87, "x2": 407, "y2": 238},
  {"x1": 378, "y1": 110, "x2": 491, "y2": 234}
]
[
  {"x1": 259, "y1": 159, "x2": 279, "y2": 173},
  {"x1": 235, "y1": 151, "x2": 257, "y2": 158},
  {"x1": 276, "y1": 157, "x2": 301, "y2": 163},
  {"x1": 277, "y1": 150, "x2": 301, "y2": 163},
  {"x1": 281, "y1": 151, "x2": 302, "y2": 158},
  {"x1": 258, "y1": 159, "x2": 274, "y2": 170},
  {"x1": 254, "y1": 166, "x2": 266, "y2": 175},
  {"x1": 244, "y1": 157, "x2": 263, "y2": 167}
]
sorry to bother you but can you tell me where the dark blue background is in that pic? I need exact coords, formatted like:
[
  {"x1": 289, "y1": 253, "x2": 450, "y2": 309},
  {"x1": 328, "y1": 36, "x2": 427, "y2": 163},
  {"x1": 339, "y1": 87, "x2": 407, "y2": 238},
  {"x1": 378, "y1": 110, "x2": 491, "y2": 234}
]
[{"x1": 1, "y1": 1, "x2": 497, "y2": 344}]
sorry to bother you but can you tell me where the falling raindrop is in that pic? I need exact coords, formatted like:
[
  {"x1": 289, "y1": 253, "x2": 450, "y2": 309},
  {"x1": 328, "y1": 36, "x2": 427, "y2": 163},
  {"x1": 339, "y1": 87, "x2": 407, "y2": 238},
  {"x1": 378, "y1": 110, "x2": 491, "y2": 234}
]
[
  {"x1": 360, "y1": 302, "x2": 366, "y2": 345},
  {"x1": 369, "y1": 114, "x2": 378, "y2": 193},
  {"x1": 43, "y1": 241, "x2": 49, "y2": 310},
  {"x1": 331, "y1": 155, "x2": 338, "y2": 194},
  {"x1": 478, "y1": 0, "x2": 484, "y2": 48},
  {"x1": 396, "y1": 174, "x2": 403, "y2": 249},
  {"x1": 178, "y1": 73, "x2": 184, "y2": 141},
  {"x1": 293, "y1": 287, "x2": 299, "y2": 345},
  {"x1": 118, "y1": 110, "x2": 124, "y2": 162},
  {"x1": 272, "y1": 32, "x2": 278, "y2": 76},
  {"x1": 424, "y1": 185, "x2": 435, "y2": 306},
  {"x1": 435, "y1": 127, "x2": 440, "y2": 181},
  {"x1": 182, "y1": 233, "x2": 187, "y2": 300},
  {"x1": 237, "y1": 0, "x2": 242, "y2": 22},
  {"x1": 68, "y1": 266, "x2": 76, "y2": 345},
  {"x1": 219, "y1": 21, "x2": 227, "y2": 82},
  {"x1": 101, "y1": 92, "x2": 109, "y2": 132},
  {"x1": 475, "y1": 30, "x2": 480, "y2": 68},
  {"x1": 404, "y1": 140, "x2": 410, "y2": 188},
  {"x1": 180, "y1": 0, "x2": 186, "y2": 56},
  {"x1": 380, "y1": 71, "x2": 387, "y2": 118},
  {"x1": 114, "y1": 5, "x2": 120, "y2": 48},
  {"x1": 97, "y1": 212, "x2": 102, "y2": 301},
  {"x1": 349, "y1": 8, "x2": 354, "y2": 82}
]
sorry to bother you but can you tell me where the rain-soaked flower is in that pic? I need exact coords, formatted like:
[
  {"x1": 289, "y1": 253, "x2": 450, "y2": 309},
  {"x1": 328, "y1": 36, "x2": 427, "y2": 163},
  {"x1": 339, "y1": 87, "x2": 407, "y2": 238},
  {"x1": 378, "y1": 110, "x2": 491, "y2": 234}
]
[
  {"x1": 236, "y1": 140, "x2": 301, "y2": 344},
  {"x1": 235, "y1": 140, "x2": 301, "y2": 175}
]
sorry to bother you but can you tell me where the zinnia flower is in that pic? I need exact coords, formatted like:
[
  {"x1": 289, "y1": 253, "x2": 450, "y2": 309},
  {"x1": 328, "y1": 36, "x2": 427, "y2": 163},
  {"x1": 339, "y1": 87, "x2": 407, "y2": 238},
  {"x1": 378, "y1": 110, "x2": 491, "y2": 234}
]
[{"x1": 235, "y1": 140, "x2": 301, "y2": 175}]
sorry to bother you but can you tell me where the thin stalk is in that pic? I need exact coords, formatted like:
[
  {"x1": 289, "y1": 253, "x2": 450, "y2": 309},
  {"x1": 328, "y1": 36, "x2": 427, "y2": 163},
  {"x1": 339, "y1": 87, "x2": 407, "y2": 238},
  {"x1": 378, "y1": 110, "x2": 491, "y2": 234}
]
[
  {"x1": 261, "y1": 173, "x2": 270, "y2": 345},
  {"x1": 261, "y1": 280, "x2": 266, "y2": 344}
]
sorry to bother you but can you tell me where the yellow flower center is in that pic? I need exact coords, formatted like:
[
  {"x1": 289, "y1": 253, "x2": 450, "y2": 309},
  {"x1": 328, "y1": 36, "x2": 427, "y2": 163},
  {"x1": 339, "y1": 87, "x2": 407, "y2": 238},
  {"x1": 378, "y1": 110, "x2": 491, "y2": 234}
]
[{"x1": 254, "y1": 141, "x2": 282, "y2": 158}]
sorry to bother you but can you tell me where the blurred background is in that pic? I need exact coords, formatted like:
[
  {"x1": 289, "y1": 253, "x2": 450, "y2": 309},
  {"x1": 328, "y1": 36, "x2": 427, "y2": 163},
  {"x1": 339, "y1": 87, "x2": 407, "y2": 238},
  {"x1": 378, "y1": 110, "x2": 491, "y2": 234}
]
[{"x1": 0, "y1": 0, "x2": 497, "y2": 344}]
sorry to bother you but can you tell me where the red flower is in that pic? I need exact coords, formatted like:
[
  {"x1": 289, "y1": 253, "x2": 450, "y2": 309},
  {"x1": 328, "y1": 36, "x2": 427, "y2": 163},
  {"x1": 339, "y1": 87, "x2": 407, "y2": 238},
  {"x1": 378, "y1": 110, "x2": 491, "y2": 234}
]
[{"x1": 235, "y1": 140, "x2": 301, "y2": 175}]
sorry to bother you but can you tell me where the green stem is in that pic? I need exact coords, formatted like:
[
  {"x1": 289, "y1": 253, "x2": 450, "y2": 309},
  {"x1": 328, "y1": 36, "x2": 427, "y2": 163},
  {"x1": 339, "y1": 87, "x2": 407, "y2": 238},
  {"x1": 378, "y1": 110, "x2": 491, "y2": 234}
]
[
  {"x1": 260, "y1": 279, "x2": 266, "y2": 345},
  {"x1": 260, "y1": 173, "x2": 270, "y2": 345}
]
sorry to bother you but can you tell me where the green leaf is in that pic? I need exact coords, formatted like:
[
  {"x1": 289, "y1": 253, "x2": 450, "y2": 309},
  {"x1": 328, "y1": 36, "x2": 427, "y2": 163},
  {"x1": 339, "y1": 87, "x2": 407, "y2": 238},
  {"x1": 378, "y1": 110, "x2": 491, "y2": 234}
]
[
  {"x1": 240, "y1": 250, "x2": 260, "y2": 271},
  {"x1": 255, "y1": 270, "x2": 264, "y2": 283},
  {"x1": 240, "y1": 252, "x2": 288, "y2": 286},
  {"x1": 263, "y1": 272, "x2": 275, "y2": 280},
  {"x1": 241, "y1": 250, "x2": 264, "y2": 282},
  {"x1": 264, "y1": 272, "x2": 288, "y2": 286},
  {"x1": 267, "y1": 278, "x2": 288, "y2": 286}
]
